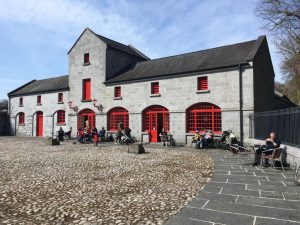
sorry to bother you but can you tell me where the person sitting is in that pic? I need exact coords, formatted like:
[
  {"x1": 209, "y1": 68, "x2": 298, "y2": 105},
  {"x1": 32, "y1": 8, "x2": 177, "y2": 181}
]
[
  {"x1": 203, "y1": 129, "x2": 214, "y2": 149},
  {"x1": 115, "y1": 121, "x2": 124, "y2": 144},
  {"x1": 252, "y1": 132, "x2": 281, "y2": 167},
  {"x1": 92, "y1": 127, "x2": 98, "y2": 147},
  {"x1": 159, "y1": 128, "x2": 168, "y2": 146},
  {"x1": 98, "y1": 126, "x2": 106, "y2": 142},
  {"x1": 192, "y1": 130, "x2": 202, "y2": 149},
  {"x1": 58, "y1": 127, "x2": 65, "y2": 141},
  {"x1": 64, "y1": 127, "x2": 72, "y2": 139}
]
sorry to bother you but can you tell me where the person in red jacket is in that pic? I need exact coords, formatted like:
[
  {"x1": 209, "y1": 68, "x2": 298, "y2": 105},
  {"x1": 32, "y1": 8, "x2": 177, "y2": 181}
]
[{"x1": 92, "y1": 127, "x2": 98, "y2": 147}]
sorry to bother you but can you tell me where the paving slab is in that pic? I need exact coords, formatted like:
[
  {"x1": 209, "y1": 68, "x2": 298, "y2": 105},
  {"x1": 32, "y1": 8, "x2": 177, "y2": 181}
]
[{"x1": 164, "y1": 149, "x2": 300, "y2": 225}]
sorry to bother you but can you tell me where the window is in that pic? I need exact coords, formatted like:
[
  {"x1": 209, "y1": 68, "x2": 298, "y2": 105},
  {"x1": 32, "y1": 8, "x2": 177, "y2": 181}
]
[
  {"x1": 37, "y1": 95, "x2": 42, "y2": 105},
  {"x1": 82, "y1": 79, "x2": 91, "y2": 100},
  {"x1": 107, "y1": 107, "x2": 129, "y2": 131},
  {"x1": 84, "y1": 53, "x2": 90, "y2": 65},
  {"x1": 19, "y1": 97, "x2": 23, "y2": 106},
  {"x1": 58, "y1": 93, "x2": 63, "y2": 103},
  {"x1": 186, "y1": 102, "x2": 221, "y2": 133},
  {"x1": 19, "y1": 112, "x2": 25, "y2": 125},
  {"x1": 57, "y1": 110, "x2": 65, "y2": 124},
  {"x1": 151, "y1": 82, "x2": 159, "y2": 95},
  {"x1": 197, "y1": 76, "x2": 208, "y2": 90},
  {"x1": 114, "y1": 86, "x2": 121, "y2": 98}
]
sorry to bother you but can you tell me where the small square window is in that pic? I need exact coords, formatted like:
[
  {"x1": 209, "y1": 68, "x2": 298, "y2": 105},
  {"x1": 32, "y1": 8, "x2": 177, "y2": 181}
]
[
  {"x1": 197, "y1": 76, "x2": 208, "y2": 90},
  {"x1": 84, "y1": 53, "x2": 90, "y2": 65},
  {"x1": 37, "y1": 95, "x2": 42, "y2": 105},
  {"x1": 58, "y1": 93, "x2": 63, "y2": 103},
  {"x1": 151, "y1": 82, "x2": 159, "y2": 95},
  {"x1": 19, "y1": 97, "x2": 23, "y2": 106},
  {"x1": 114, "y1": 86, "x2": 121, "y2": 98}
]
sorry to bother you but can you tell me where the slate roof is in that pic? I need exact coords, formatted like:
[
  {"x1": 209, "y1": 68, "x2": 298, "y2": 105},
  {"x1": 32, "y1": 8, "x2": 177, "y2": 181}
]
[
  {"x1": 68, "y1": 28, "x2": 149, "y2": 60},
  {"x1": 105, "y1": 36, "x2": 266, "y2": 84},
  {"x1": 8, "y1": 75, "x2": 69, "y2": 97}
]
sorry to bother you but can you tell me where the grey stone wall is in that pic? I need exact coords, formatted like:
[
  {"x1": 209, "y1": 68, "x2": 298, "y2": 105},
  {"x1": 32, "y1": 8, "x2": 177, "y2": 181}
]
[{"x1": 9, "y1": 91, "x2": 69, "y2": 137}]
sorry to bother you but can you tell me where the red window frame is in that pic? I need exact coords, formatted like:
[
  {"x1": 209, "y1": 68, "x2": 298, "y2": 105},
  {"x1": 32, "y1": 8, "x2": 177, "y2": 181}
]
[
  {"x1": 37, "y1": 95, "x2": 41, "y2": 105},
  {"x1": 58, "y1": 93, "x2": 63, "y2": 103},
  {"x1": 19, "y1": 112, "x2": 25, "y2": 125},
  {"x1": 114, "y1": 86, "x2": 121, "y2": 98},
  {"x1": 107, "y1": 107, "x2": 129, "y2": 131},
  {"x1": 197, "y1": 76, "x2": 208, "y2": 90},
  {"x1": 57, "y1": 110, "x2": 65, "y2": 124},
  {"x1": 151, "y1": 82, "x2": 159, "y2": 94},
  {"x1": 82, "y1": 79, "x2": 91, "y2": 100},
  {"x1": 186, "y1": 103, "x2": 221, "y2": 133},
  {"x1": 142, "y1": 105, "x2": 169, "y2": 132},
  {"x1": 84, "y1": 53, "x2": 90, "y2": 64},
  {"x1": 19, "y1": 97, "x2": 23, "y2": 106}
]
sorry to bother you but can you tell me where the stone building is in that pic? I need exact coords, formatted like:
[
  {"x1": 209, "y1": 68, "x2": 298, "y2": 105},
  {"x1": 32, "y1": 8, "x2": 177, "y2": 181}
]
[{"x1": 7, "y1": 28, "x2": 293, "y2": 144}]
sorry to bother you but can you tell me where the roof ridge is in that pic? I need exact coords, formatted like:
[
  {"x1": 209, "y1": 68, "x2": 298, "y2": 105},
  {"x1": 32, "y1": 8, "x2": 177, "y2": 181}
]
[
  {"x1": 35, "y1": 74, "x2": 68, "y2": 82},
  {"x1": 133, "y1": 38, "x2": 258, "y2": 64}
]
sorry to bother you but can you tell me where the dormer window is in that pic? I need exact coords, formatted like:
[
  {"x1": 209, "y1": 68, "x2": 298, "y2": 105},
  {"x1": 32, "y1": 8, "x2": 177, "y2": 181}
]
[{"x1": 84, "y1": 53, "x2": 90, "y2": 65}]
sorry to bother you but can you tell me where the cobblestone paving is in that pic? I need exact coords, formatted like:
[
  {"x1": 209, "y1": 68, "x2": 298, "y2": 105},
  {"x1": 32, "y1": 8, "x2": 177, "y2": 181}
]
[
  {"x1": 165, "y1": 149, "x2": 300, "y2": 225},
  {"x1": 0, "y1": 137, "x2": 213, "y2": 225}
]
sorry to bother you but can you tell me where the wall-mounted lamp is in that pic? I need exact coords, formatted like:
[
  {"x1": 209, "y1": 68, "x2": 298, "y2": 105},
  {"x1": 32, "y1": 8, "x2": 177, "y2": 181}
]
[
  {"x1": 68, "y1": 100, "x2": 78, "y2": 112},
  {"x1": 93, "y1": 99, "x2": 104, "y2": 112}
]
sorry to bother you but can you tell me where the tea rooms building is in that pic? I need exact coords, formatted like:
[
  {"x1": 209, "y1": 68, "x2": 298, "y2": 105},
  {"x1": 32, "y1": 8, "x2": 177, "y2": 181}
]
[{"x1": 7, "y1": 28, "x2": 292, "y2": 144}]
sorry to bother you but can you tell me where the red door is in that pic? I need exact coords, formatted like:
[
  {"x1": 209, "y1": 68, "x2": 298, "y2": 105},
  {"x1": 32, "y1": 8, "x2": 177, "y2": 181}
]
[
  {"x1": 150, "y1": 114, "x2": 158, "y2": 142},
  {"x1": 77, "y1": 109, "x2": 95, "y2": 133},
  {"x1": 36, "y1": 111, "x2": 43, "y2": 137}
]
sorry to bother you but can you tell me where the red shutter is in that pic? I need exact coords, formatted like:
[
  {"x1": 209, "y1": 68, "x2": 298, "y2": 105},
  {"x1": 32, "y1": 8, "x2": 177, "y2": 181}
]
[
  {"x1": 151, "y1": 82, "x2": 159, "y2": 94},
  {"x1": 83, "y1": 79, "x2": 91, "y2": 100},
  {"x1": 57, "y1": 110, "x2": 65, "y2": 124},
  {"x1": 114, "y1": 86, "x2": 121, "y2": 98},
  {"x1": 198, "y1": 77, "x2": 208, "y2": 90},
  {"x1": 37, "y1": 95, "x2": 41, "y2": 104},
  {"x1": 19, "y1": 113, "x2": 25, "y2": 124}
]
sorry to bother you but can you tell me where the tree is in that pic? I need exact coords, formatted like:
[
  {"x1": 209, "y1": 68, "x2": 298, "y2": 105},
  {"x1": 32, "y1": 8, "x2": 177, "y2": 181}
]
[{"x1": 256, "y1": 0, "x2": 300, "y2": 105}]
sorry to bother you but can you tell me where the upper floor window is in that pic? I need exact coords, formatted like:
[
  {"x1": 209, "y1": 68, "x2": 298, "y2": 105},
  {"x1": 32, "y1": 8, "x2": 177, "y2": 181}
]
[
  {"x1": 57, "y1": 110, "x2": 65, "y2": 124},
  {"x1": 82, "y1": 78, "x2": 91, "y2": 101},
  {"x1": 114, "y1": 86, "x2": 121, "y2": 98},
  {"x1": 197, "y1": 76, "x2": 208, "y2": 91},
  {"x1": 19, "y1": 112, "x2": 25, "y2": 125},
  {"x1": 19, "y1": 97, "x2": 23, "y2": 107},
  {"x1": 84, "y1": 53, "x2": 90, "y2": 65},
  {"x1": 37, "y1": 95, "x2": 42, "y2": 105},
  {"x1": 58, "y1": 93, "x2": 63, "y2": 103},
  {"x1": 151, "y1": 82, "x2": 159, "y2": 95}
]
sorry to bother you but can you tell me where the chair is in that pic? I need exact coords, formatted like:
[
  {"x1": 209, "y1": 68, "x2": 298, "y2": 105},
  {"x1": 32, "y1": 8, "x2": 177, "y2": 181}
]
[
  {"x1": 230, "y1": 144, "x2": 249, "y2": 164},
  {"x1": 261, "y1": 148, "x2": 284, "y2": 170}
]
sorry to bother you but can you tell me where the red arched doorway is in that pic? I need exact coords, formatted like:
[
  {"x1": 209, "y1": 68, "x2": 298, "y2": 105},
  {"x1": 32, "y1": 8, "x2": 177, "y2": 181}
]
[
  {"x1": 36, "y1": 111, "x2": 43, "y2": 137},
  {"x1": 77, "y1": 109, "x2": 95, "y2": 133},
  {"x1": 186, "y1": 102, "x2": 221, "y2": 133},
  {"x1": 107, "y1": 107, "x2": 129, "y2": 131},
  {"x1": 142, "y1": 105, "x2": 169, "y2": 142}
]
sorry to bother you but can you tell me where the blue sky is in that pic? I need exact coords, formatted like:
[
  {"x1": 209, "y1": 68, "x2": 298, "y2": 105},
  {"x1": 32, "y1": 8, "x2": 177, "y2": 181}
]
[{"x1": 0, "y1": 0, "x2": 282, "y2": 99}]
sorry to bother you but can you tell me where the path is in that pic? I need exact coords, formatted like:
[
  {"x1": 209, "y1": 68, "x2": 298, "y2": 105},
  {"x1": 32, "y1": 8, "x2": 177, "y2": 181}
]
[{"x1": 165, "y1": 149, "x2": 300, "y2": 225}]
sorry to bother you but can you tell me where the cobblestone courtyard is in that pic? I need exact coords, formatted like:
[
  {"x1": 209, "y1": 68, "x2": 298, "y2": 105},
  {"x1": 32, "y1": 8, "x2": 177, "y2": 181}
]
[{"x1": 0, "y1": 137, "x2": 213, "y2": 225}]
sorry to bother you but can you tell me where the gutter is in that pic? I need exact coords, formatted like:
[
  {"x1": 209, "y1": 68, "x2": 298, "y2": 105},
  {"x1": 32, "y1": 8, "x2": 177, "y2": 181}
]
[{"x1": 104, "y1": 64, "x2": 253, "y2": 86}]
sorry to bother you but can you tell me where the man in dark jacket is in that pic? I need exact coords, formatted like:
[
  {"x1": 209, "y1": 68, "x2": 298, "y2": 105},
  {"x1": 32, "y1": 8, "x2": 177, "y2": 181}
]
[{"x1": 252, "y1": 132, "x2": 281, "y2": 166}]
